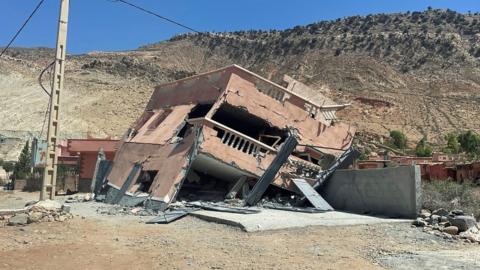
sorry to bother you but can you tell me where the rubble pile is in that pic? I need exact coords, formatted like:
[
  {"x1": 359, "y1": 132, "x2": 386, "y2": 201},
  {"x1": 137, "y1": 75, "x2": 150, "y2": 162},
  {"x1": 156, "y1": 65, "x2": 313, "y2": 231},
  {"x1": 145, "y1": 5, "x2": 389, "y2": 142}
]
[
  {"x1": 96, "y1": 205, "x2": 157, "y2": 216},
  {"x1": 0, "y1": 200, "x2": 73, "y2": 226},
  {"x1": 65, "y1": 193, "x2": 94, "y2": 203},
  {"x1": 413, "y1": 208, "x2": 480, "y2": 243}
]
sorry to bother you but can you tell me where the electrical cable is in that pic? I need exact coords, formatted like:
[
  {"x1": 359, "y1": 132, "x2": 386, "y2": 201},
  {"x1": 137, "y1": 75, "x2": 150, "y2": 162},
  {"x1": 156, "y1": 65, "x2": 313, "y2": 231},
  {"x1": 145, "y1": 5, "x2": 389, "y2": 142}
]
[
  {"x1": 111, "y1": 0, "x2": 200, "y2": 33},
  {"x1": 38, "y1": 60, "x2": 55, "y2": 97}
]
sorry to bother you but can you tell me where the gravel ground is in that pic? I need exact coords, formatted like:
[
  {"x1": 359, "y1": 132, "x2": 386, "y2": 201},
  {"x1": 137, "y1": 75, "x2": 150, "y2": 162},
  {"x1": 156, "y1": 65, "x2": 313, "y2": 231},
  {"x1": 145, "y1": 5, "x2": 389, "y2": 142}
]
[{"x1": 1, "y1": 190, "x2": 479, "y2": 270}]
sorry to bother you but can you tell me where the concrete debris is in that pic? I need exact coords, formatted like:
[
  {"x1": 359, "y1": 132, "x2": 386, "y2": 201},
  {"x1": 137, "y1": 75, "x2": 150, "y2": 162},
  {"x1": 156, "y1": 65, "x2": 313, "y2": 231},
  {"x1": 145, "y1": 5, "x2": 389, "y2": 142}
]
[
  {"x1": 262, "y1": 204, "x2": 326, "y2": 213},
  {"x1": 96, "y1": 205, "x2": 156, "y2": 216},
  {"x1": 65, "y1": 194, "x2": 95, "y2": 203},
  {"x1": 1, "y1": 200, "x2": 73, "y2": 227},
  {"x1": 413, "y1": 208, "x2": 479, "y2": 243},
  {"x1": 8, "y1": 213, "x2": 28, "y2": 226},
  {"x1": 31, "y1": 199, "x2": 62, "y2": 211},
  {"x1": 187, "y1": 201, "x2": 261, "y2": 214}
]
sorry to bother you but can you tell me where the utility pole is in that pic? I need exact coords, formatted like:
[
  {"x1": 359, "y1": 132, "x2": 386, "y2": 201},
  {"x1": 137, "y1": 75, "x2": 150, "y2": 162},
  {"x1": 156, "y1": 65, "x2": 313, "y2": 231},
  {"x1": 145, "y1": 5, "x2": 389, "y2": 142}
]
[{"x1": 40, "y1": 0, "x2": 69, "y2": 200}]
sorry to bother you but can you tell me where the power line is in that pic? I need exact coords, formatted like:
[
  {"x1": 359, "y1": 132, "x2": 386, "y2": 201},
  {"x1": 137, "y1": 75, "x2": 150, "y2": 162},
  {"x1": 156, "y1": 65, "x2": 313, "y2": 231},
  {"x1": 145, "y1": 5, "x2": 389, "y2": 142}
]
[
  {"x1": 0, "y1": 0, "x2": 45, "y2": 57},
  {"x1": 106, "y1": 0, "x2": 303, "y2": 74},
  {"x1": 110, "y1": 0, "x2": 200, "y2": 33}
]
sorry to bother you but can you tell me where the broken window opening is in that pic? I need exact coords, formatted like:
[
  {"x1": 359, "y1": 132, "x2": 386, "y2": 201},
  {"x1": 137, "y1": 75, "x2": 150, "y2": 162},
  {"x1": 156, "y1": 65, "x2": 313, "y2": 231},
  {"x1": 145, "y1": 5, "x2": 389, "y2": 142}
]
[
  {"x1": 187, "y1": 103, "x2": 214, "y2": 119},
  {"x1": 136, "y1": 170, "x2": 158, "y2": 193},
  {"x1": 211, "y1": 103, "x2": 288, "y2": 147}
]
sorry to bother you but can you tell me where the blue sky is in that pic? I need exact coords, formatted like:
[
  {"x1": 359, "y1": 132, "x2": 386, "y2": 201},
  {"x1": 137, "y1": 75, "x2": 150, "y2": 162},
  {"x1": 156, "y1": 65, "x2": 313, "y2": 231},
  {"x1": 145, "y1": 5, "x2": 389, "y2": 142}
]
[{"x1": 1, "y1": 0, "x2": 479, "y2": 54}]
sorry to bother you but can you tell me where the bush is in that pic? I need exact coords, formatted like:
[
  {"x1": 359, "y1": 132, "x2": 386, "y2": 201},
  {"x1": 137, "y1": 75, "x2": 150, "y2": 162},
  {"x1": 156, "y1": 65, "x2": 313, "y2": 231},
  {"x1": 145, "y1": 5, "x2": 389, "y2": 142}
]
[
  {"x1": 415, "y1": 137, "x2": 432, "y2": 157},
  {"x1": 458, "y1": 130, "x2": 480, "y2": 155},
  {"x1": 443, "y1": 133, "x2": 460, "y2": 154},
  {"x1": 389, "y1": 130, "x2": 407, "y2": 149},
  {"x1": 422, "y1": 181, "x2": 480, "y2": 220}
]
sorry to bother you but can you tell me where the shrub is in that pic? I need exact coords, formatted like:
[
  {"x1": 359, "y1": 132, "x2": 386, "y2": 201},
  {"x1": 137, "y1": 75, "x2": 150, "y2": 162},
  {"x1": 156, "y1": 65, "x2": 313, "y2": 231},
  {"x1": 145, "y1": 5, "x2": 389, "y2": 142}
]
[
  {"x1": 415, "y1": 137, "x2": 432, "y2": 157},
  {"x1": 458, "y1": 130, "x2": 480, "y2": 155},
  {"x1": 389, "y1": 130, "x2": 407, "y2": 149},
  {"x1": 422, "y1": 181, "x2": 480, "y2": 220},
  {"x1": 443, "y1": 133, "x2": 460, "y2": 154}
]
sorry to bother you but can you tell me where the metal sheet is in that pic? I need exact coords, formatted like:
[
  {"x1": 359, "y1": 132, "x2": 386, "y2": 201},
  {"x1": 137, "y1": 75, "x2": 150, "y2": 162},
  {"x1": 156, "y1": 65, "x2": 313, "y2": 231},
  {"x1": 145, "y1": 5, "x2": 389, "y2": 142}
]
[
  {"x1": 292, "y1": 178, "x2": 333, "y2": 211},
  {"x1": 146, "y1": 210, "x2": 189, "y2": 224}
]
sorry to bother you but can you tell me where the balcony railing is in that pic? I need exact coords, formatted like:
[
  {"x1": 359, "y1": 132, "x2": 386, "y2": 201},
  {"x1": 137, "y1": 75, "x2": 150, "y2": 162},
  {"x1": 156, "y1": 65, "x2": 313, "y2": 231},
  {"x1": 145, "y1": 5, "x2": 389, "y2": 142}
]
[
  {"x1": 187, "y1": 117, "x2": 324, "y2": 172},
  {"x1": 187, "y1": 117, "x2": 276, "y2": 157}
]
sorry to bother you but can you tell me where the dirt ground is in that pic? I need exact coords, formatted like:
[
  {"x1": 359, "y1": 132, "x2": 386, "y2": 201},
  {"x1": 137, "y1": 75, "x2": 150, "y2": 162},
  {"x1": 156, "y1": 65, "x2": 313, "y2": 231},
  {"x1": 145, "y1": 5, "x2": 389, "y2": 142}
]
[{"x1": 1, "y1": 190, "x2": 479, "y2": 270}]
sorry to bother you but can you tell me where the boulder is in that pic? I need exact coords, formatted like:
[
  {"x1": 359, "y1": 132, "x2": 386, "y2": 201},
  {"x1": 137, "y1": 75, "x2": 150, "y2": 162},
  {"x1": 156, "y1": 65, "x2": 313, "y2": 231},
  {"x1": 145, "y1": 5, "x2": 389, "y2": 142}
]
[
  {"x1": 451, "y1": 209, "x2": 464, "y2": 216},
  {"x1": 443, "y1": 226, "x2": 459, "y2": 235},
  {"x1": 420, "y1": 209, "x2": 431, "y2": 219},
  {"x1": 8, "y1": 213, "x2": 28, "y2": 226},
  {"x1": 27, "y1": 212, "x2": 44, "y2": 223},
  {"x1": 459, "y1": 228, "x2": 480, "y2": 243},
  {"x1": 448, "y1": 215, "x2": 477, "y2": 232},
  {"x1": 61, "y1": 204, "x2": 71, "y2": 213},
  {"x1": 432, "y1": 208, "x2": 449, "y2": 217},
  {"x1": 32, "y1": 200, "x2": 62, "y2": 211},
  {"x1": 412, "y1": 217, "x2": 427, "y2": 227},
  {"x1": 431, "y1": 214, "x2": 440, "y2": 223}
]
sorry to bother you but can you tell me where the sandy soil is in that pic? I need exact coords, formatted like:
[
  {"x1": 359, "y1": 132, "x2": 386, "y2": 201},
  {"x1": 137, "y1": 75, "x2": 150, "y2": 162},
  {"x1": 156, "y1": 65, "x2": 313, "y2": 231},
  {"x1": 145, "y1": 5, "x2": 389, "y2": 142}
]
[{"x1": 0, "y1": 191, "x2": 479, "y2": 270}]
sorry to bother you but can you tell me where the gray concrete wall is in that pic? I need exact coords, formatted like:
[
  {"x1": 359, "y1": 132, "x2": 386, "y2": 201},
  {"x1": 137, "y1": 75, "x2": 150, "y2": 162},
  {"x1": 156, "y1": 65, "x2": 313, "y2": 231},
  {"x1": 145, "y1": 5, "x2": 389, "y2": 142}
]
[{"x1": 320, "y1": 165, "x2": 421, "y2": 218}]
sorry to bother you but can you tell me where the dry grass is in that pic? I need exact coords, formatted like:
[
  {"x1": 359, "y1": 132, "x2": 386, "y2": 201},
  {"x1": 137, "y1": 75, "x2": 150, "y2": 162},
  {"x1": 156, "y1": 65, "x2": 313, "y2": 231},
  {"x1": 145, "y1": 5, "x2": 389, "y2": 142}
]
[{"x1": 422, "y1": 180, "x2": 480, "y2": 220}]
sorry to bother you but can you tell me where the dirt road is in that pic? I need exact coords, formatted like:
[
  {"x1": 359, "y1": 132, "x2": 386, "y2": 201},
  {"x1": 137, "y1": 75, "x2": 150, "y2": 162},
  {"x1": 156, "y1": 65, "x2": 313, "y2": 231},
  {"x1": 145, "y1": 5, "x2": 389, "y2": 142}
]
[{"x1": 1, "y1": 191, "x2": 479, "y2": 270}]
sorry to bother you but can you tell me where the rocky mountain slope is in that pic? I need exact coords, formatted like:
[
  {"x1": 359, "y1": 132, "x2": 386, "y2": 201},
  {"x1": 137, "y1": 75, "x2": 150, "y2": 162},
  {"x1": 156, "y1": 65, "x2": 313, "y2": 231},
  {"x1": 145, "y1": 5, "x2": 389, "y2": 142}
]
[{"x1": 1, "y1": 8, "x2": 479, "y2": 146}]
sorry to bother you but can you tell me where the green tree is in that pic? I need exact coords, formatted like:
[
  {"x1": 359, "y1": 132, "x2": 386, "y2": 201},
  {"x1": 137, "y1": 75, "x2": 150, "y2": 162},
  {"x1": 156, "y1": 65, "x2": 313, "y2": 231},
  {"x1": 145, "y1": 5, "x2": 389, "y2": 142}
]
[
  {"x1": 13, "y1": 141, "x2": 31, "y2": 179},
  {"x1": 389, "y1": 130, "x2": 407, "y2": 150},
  {"x1": 415, "y1": 137, "x2": 433, "y2": 157},
  {"x1": 2, "y1": 161, "x2": 15, "y2": 180},
  {"x1": 443, "y1": 133, "x2": 460, "y2": 154},
  {"x1": 457, "y1": 130, "x2": 480, "y2": 155}
]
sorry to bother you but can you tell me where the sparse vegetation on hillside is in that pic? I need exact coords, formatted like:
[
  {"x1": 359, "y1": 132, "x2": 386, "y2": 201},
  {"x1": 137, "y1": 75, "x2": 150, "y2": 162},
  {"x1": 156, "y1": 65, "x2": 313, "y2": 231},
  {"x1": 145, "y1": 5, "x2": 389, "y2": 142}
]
[{"x1": 157, "y1": 9, "x2": 480, "y2": 73}]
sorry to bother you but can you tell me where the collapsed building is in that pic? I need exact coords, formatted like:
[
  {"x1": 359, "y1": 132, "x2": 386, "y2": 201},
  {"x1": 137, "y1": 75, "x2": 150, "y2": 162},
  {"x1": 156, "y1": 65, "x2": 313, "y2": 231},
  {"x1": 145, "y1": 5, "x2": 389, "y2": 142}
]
[{"x1": 103, "y1": 65, "x2": 355, "y2": 210}]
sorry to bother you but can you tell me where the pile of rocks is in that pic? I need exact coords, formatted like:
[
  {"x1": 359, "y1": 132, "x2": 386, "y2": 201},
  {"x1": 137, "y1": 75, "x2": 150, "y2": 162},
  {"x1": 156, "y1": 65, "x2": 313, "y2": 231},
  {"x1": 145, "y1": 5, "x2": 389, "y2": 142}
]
[
  {"x1": 65, "y1": 193, "x2": 94, "y2": 203},
  {"x1": 0, "y1": 200, "x2": 73, "y2": 226},
  {"x1": 413, "y1": 208, "x2": 480, "y2": 243}
]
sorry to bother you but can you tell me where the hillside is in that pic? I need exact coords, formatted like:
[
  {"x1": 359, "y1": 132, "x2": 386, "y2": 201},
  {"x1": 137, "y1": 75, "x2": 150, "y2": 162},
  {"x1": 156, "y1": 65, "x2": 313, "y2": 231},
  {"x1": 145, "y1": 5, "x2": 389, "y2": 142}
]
[{"x1": 1, "y1": 8, "x2": 480, "y2": 152}]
